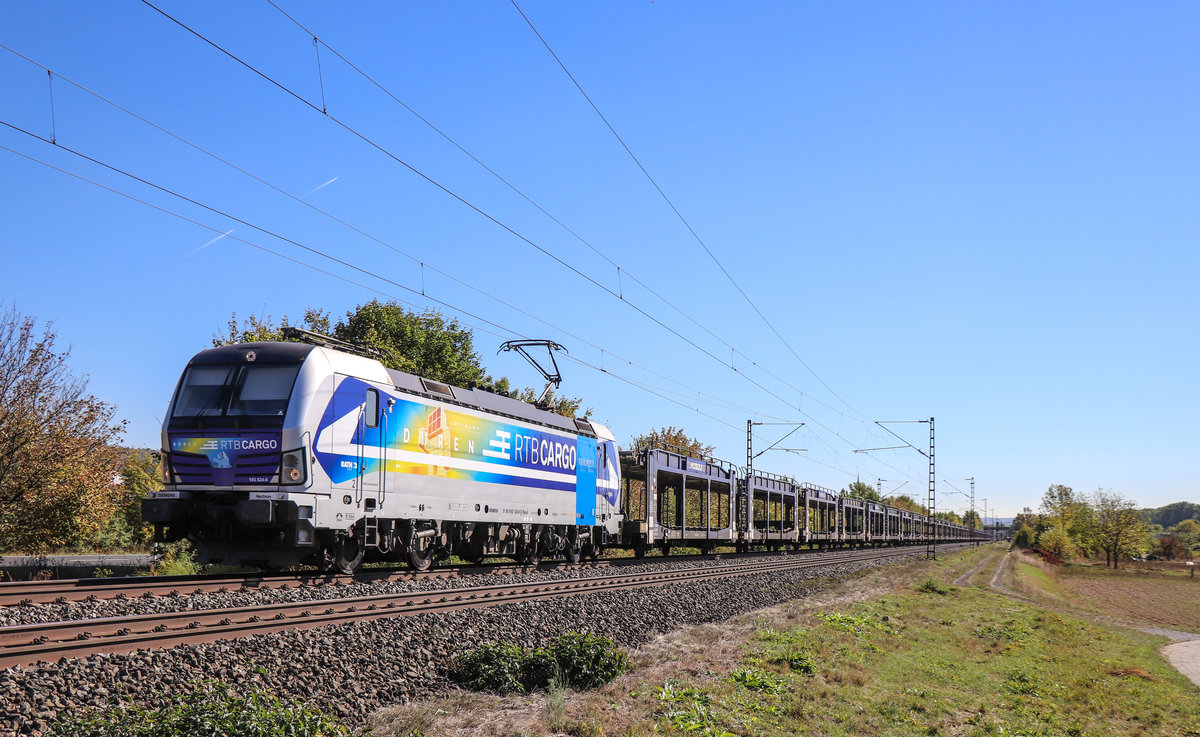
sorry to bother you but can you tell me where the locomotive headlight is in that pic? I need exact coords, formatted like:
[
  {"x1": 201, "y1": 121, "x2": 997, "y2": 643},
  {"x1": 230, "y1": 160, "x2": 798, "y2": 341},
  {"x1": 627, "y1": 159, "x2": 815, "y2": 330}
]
[{"x1": 281, "y1": 449, "x2": 306, "y2": 485}]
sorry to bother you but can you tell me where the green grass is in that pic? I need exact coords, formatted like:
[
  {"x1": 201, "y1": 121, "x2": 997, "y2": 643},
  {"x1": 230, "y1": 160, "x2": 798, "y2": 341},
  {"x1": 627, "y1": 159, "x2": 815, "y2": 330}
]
[{"x1": 644, "y1": 560, "x2": 1200, "y2": 736}]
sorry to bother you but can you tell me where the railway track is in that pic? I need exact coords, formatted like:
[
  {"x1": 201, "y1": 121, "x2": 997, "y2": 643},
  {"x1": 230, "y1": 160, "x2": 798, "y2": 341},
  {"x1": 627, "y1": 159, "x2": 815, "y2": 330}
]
[
  {"x1": 0, "y1": 545, "x2": 961, "y2": 669},
  {"x1": 0, "y1": 544, "x2": 899, "y2": 607},
  {"x1": 0, "y1": 559, "x2": 609, "y2": 607}
]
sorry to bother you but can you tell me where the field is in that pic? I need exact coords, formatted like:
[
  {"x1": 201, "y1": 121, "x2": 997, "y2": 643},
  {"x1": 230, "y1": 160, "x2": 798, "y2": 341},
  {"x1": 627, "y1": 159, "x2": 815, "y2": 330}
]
[
  {"x1": 1009, "y1": 557, "x2": 1200, "y2": 633},
  {"x1": 372, "y1": 545, "x2": 1200, "y2": 737}
]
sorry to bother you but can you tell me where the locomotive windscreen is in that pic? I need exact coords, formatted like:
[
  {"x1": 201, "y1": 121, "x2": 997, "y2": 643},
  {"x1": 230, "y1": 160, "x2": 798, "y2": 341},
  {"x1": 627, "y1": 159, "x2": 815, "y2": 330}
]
[{"x1": 169, "y1": 363, "x2": 301, "y2": 429}]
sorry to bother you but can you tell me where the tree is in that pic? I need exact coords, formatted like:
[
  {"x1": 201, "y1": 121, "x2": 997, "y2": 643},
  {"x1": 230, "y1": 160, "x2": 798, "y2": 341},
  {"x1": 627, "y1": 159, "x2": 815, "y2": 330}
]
[
  {"x1": 82, "y1": 449, "x2": 162, "y2": 550},
  {"x1": 1011, "y1": 506, "x2": 1039, "y2": 533},
  {"x1": 884, "y1": 494, "x2": 925, "y2": 515},
  {"x1": 213, "y1": 308, "x2": 330, "y2": 346},
  {"x1": 1169, "y1": 519, "x2": 1200, "y2": 554},
  {"x1": 335, "y1": 300, "x2": 488, "y2": 387},
  {"x1": 843, "y1": 480, "x2": 880, "y2": 502},
  {"x1": 1010, "y1": 507, "x2": 1039, "y2": 548},
  {"x1": 1037, "y1": 524, "x2": 1075, "y2": 560},
  {"x1": 1156, "y1": 536, "x2": 1188, "y2": 561},
  {"x1": 1142, "y1": 502, "x2": 1200, "y2": 528},
  {"x1": 961, "y1": 509, "x2": 982, "y2": 530},
  {"x1": 629, "y1": 426, "x2": 715, "y2": 458},
  {"x1": 0, "y1": 307, "x2": 125, "y2": 551},
  {"x1": 1092, "y1": 488, "x2": 1149, "y2": 569}
]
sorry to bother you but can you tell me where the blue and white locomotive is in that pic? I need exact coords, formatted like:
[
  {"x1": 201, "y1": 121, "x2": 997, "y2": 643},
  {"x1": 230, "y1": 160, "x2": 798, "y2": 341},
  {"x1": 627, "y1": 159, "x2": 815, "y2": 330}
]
[{"x1": 143, "y1": 333, "x2": 622, "y2": 572}]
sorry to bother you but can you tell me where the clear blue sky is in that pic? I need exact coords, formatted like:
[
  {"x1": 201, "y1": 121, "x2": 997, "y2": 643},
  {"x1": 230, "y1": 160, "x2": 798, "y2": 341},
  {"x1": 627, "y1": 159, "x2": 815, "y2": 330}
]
[{"x1": 2, "y1": 1, "x2": 1197, "y2": 519}]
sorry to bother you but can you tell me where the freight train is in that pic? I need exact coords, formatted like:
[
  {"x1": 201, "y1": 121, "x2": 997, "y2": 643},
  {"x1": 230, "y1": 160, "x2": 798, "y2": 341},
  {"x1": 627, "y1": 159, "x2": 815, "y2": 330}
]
[{"x1": 143, "y1": 332, "x2": 974, "y2": 573}]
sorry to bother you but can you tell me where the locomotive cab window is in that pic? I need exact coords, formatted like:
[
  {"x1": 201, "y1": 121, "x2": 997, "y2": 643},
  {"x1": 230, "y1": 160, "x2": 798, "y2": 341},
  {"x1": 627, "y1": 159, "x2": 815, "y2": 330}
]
[
  {"x1": 365, "y1": 388, "x2": 379, "y2": 428},
  {"x1": 170, "y1": 363, "x2": 300, "y2": 429}
]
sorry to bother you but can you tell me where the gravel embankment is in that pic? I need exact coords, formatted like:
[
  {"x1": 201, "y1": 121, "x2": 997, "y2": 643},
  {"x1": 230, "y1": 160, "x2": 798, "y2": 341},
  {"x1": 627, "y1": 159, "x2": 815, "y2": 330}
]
[{"x1": 0, "y1": 552, "x2": 924, "y2": 736}]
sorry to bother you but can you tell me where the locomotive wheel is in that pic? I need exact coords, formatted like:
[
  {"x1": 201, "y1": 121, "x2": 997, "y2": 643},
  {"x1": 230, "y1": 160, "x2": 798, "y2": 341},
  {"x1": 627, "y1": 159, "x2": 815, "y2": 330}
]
[
  {"x1": 519, "y1": 541, "x2": 541, "y2": 566},
  {"x1": 565, "y1": 545, "x2": 582, "y2": 565},
  {"x1": 331, "y1": 535, "x2": 364, "y2": 575},
  {"x1": 407, "y1": 535, "x2": 435, "y2": 572}
]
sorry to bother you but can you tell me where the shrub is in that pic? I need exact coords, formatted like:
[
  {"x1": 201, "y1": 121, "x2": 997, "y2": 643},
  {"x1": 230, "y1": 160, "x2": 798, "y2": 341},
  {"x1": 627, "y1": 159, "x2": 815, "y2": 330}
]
[
  {"x1": 545, "y1": 633, "x2": 628, "y2": 690},
  {"x1": 1036, "y1": 525, "x2": 1075, "y2": 561},
  {"x1": 49, "y1": 681, "x2": 353, "y2": 736},
  {"x1": 454, "y1": 633, "x2": 628, "y2": 694},
  {"x1": 149, "y1": 541, "x2": 200, "y2": 577},
  {"x1": 454, "y1": 642, "x2": 528, "y2": 694},
  {"x1": 917, "y1": 577, "x2": 950, "y2": 595}
]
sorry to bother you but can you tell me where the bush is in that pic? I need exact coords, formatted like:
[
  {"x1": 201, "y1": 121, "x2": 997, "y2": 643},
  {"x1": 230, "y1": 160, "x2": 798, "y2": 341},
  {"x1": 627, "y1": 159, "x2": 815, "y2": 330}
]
[
  {"x1": 545, "y1": 633, "x2": 629, "y2": 690},
  {"x1": 917, "y1": 577, "x2": 950, "y2": 595},
  {"x1": 454, "y1": 642, "x2": 528, "y2": 694},
  {"x1": 1036, "y1": 525, "x2": 1075, "y2": 560},
  {"x1": 49, "y1": 681, "x2": 353, "y2": 736},
  {"x1": 150, "y1": 541, "x2": 200, "y2": 577},
  {"x1": 454, "y1": 633, "x2": 628, "y2": 694},
  {"x1": 1011, "y1": 526, "x2": 1036, "y2": 549}
]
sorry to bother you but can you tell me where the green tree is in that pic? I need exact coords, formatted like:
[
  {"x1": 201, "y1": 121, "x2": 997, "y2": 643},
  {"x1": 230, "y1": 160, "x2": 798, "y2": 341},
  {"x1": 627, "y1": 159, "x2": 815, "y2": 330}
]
[
  {"x1": 0, "y1": 307, "x2": 125, "y2": 552},
  {"x1": 1010, "y1": 507, "x2": 1039, "y2": 548},
  {"x1": 1037, "y1": 524, "x2": 1075, "y2": 560},
  {"x1": 884, "y1": 494, "x2": 926, "y2": 515},
  {"x1": 629, "y1": 426, "x2": 715, "y2": 458},
  {"x1": 1169, "y1": 519, "x2": 1200, "y2": 554},
  {"x1": 1141, "y1": 502, "x2": 1200, "y2": 528},
  {"x1": 213, "y1": 308, "x2": 330, "y2": 346},
  {"x1": 843, "y1": 480, "x2": 880, "y2": 501},
  {"x1": 961, "y1": 509, "x2": 982, "y2": 530},
  {"x1": 83, "y1": 449, "x2": 162, "y2": 550},
  {"x1": 334, "y1": 300, "x2": 487, "y2": 387},
  {"x1": 1092, "y1": 488, "x2": 1149, "y2": 569}
]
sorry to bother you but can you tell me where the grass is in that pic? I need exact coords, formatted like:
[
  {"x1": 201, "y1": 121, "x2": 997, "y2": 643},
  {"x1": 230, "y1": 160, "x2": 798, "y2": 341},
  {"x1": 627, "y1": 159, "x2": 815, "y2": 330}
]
[{"x1": 370, "y1": 544, "x2": 1200, "y2": 736}]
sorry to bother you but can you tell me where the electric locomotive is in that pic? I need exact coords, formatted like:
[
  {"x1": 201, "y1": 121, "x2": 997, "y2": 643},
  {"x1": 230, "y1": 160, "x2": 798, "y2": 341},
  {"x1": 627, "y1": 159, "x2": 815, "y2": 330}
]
[{"x1": 143, "y1": 331, "x2": 622, "y2": 573}]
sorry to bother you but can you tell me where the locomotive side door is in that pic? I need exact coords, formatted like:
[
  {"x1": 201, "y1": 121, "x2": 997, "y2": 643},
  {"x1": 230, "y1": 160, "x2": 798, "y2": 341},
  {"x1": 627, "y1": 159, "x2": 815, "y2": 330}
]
[{"x1": 330, "y1": 376, "x2": 381, "y2": 508}]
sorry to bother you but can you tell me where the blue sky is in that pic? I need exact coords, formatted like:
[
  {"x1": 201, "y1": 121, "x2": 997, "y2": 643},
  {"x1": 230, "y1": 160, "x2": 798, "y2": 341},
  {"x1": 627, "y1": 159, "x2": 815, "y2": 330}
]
[{"x1": 2, "y1": 1, "x2": 1197, "y2": 519}]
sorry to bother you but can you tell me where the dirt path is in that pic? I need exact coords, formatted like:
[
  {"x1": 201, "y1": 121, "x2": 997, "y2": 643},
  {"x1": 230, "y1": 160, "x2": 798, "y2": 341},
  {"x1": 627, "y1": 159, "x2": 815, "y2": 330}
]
[
  {"x1": 980, "y1": 551, "x2": 1200, "y2": 689},
  {"x1": 953, "y1": 553, "x2": 994, "y2": 586}
]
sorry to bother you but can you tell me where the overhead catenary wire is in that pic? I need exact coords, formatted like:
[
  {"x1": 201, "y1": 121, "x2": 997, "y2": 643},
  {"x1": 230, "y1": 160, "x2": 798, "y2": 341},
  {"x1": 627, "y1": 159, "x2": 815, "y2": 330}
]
[
  {"x1": 0, "y1": 120, "x2": 809, "y2": 447},
  {"x1": 0, "y1": 40, "x2": 797, "y2": 429},
  {"x1": 4, "y1": 8, "x2": 919, "y2": 485},
  {"x1": 1, "y1": 131, "x2": 903, "y2": 486},
  {"x1": 509, "y1": 0, "x2": 869, "y2": 423},
  {"x1": 259, "y1": 0, "x2": 863, "y2": 426},
  {"x1": 133, "y1": 1, "x2": 883, "y2": 436}
]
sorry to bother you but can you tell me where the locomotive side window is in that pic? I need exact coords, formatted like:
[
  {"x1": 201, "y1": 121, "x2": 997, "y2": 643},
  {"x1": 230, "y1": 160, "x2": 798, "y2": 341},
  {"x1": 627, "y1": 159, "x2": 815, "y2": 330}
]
[{"x1": 365, "y1": 389, "x2": 379, "y2": 428}]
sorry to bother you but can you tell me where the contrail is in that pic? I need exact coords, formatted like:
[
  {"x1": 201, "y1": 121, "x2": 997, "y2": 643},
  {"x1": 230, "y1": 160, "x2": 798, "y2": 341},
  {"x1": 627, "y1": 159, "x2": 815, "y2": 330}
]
[
  {"x1": 308, "y1": 176, "x2": 338, "y2": 194},
  {"x1": 189, "y1": 229, "x2": 234, "y2": 256}
]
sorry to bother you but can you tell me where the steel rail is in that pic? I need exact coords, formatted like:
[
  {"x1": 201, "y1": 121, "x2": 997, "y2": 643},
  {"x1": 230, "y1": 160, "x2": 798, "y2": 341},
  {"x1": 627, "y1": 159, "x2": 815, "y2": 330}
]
[
  {"x1": 0, "y1": 543, "x2": 919, "y2": 606},
  {"x1": 0, "y1": 559, "x2": 612, "y2": 607},
  {"x1": 0, "y1": 545, "x2": 964, "y2": 669}
]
